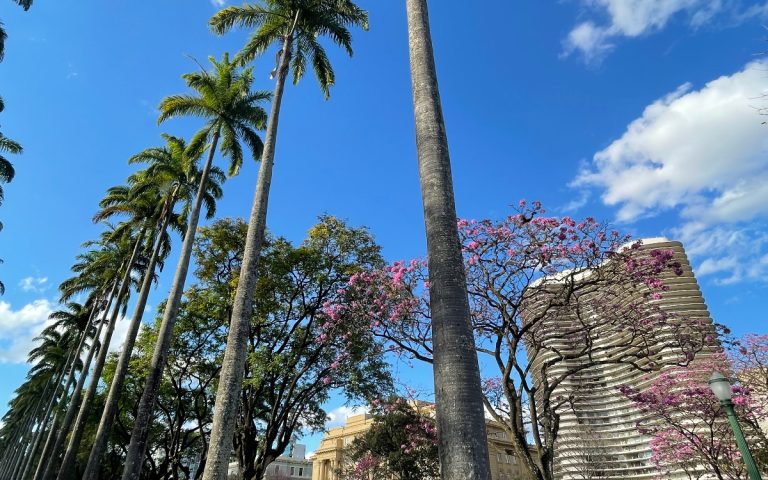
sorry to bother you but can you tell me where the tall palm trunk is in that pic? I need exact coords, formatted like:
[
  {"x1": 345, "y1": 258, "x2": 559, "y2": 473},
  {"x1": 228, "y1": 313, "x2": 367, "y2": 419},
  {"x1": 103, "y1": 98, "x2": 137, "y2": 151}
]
[
  {"x1": 201, "y1": 34, "x2": 292, "y2": 480},
  {"x1": 31, "y1": 315, "x2": 109, "y2": 480},
  {"x1": 56, "y1": 229, "x2": 148, "y2": 480},
  {"x1": 121, "y1": 132, "x2": 220, "y2": 480},
  {"x1": 18, "y1": 303, "x2": 99, "y2": 480},
  {"x1": 406, "y1": 1, "x2": 491, "y2": 479},
  {"x1": 82, "y1": 198, "x2": 176, "y2": 480}
]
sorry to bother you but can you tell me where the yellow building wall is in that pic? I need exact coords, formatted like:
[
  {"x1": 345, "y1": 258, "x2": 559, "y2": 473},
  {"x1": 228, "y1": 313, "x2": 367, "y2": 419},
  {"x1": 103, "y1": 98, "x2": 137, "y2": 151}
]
[{"x1": 311, "y1": 413, "x2": 534, "y2": 480}]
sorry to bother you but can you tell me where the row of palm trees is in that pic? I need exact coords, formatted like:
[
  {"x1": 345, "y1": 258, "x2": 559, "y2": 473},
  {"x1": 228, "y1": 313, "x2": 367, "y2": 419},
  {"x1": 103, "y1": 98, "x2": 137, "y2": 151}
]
[{"x1": 1, "y1": 0, "x2": 492, "y2": 479}]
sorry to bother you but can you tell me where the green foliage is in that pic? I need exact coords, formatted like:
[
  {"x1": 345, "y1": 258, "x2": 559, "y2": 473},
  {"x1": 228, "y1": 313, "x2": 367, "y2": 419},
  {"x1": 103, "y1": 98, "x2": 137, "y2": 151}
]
[
  {"x1": 192, "y1": 216, "x2": 391, "y2": 480},
  {"x1": 339, "y1": 401, "x2": 439, "y2": 480},
  {"x1": 129, "y1": 134, "x2": 225, "y2": 233},
  {"x1": 81, "y1": 291, "x2": 227, "y2": 479},
  {"x1": 158, "y1": 53, "x2": 269, "y2": 176},
  {"x1": 194, "y1": 217, "x2": 249, "y2": 293},
  {"x1": 210, "y1": 0, "x2": 369, "y2": 99}
]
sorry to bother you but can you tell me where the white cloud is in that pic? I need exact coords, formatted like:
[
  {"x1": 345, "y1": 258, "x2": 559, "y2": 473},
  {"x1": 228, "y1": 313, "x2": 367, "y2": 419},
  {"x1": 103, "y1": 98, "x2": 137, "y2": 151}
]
[
  {"x1": 0, "y1": 297, "x2": 136, "y2": 364},
  {"x1": 561, "y1": 189, "x2": 591, "y2": 213},
  {"x1": 19, "y1": 276, "x2": 49, "y2": 293},
  {"x1": 563, "y1": 0, "x2": 765, "y2": 62},
  {"x1": 210, "y1": 0, "x2": 226, "y2": 6},
  {"x1": 0, "y1": 300, "x2": 55, "y2": 363},
  {"x1": 107, "y1": 313, "x2": 139, "y2": 354},
  {"x1": 574, "y1": 60, "x2": 768, "y2": 284},
  {"x1": 563, "y1": 21, "x2": 614, "y2": 63},
  {"x1": 324, "y1": 405, "x2": 369, "y2": 430}
]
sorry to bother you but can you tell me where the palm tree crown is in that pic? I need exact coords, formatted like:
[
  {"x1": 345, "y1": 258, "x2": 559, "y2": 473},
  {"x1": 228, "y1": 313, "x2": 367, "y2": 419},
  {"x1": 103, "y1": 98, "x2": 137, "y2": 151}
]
[
  {"x1": 158, "y1": 53, "x2": 269, "y2": 176},
  {"x1": 128, "y1": 133, "x2": 225, "y2": 231},
  {"x1": 210, "y1": 0, "x2": 368, "y2": 99}
]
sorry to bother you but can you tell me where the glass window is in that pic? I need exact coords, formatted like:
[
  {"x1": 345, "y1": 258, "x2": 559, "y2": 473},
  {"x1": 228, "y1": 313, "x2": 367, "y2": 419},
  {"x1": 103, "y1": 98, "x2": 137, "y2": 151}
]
[
  {"x1": 291, "y1": 467, "x2": 295, "y2": 475},
  {"x1": 299, "y1": 468, "x2": 304, "y2": 477}
]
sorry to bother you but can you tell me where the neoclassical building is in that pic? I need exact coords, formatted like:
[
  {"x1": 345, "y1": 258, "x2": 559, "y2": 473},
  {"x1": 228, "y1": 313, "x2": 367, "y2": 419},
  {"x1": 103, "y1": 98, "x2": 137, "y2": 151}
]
[{"x1": 310, "y1": 409, "x2": 534, "y2": 480}]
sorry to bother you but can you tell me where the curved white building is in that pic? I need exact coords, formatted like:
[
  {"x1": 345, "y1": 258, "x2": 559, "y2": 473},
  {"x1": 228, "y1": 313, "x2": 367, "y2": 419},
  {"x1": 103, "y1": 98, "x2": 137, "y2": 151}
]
[{"x1": 524, "y1": 238, "x2": 719, "y2": 480}]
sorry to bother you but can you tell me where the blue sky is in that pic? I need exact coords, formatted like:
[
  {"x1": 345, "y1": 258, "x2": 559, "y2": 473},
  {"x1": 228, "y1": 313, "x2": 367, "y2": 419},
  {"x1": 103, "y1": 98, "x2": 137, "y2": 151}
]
[{"x1": 2, "y1": 0, "x2": 768, "y2": 455}]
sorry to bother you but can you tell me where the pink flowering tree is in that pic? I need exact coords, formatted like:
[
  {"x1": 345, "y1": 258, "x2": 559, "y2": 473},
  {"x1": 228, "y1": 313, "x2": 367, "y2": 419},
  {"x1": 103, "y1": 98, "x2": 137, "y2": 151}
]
[
  {"x1": 330, "y1": 202, "x2": 719, "y2": 480},
  {"x1": 620, "y1": 354, "x2": 768, "y2": 479},
  {"x1": 338, "y1": 399, "x2": 439, "y2": 480}
]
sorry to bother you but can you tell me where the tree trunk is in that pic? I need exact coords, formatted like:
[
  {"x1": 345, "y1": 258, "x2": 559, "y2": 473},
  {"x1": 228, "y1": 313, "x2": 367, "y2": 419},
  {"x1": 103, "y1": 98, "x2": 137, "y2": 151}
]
[
  {"x1": 405, "y1": 1, "x2": 491, "y2": 479},
  {"x1": 31, "y1": 285, "x2": 119, "y2": 480},
  {"x1": 56, "y1": 229, "x2": 148, "y2": 480},
  {"x1": 121, "y1": 131, "x2": 220, "y2": 480},
  {"x1": 82, "y1": 203, "x2": 175, "y2": 480},
  {"x1": 201, "y1": 34, "x2": 292, "y2": 480}
]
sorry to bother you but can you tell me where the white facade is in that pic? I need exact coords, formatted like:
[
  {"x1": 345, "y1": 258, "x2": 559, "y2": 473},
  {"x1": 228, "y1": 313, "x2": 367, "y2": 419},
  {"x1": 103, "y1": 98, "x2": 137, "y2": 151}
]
[
  {"x1": 228, "y1": 443, "x2": 313, "y2": 480},
  {"x1": 526, "y1": 238, "x2": 719, "y2": 480}
]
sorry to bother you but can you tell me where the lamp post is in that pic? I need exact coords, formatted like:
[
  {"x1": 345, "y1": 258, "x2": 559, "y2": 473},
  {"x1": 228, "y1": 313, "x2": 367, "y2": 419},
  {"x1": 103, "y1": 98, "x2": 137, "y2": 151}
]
[{"x1": 708, "y1": 371, "x2": 763, "y2": 480}]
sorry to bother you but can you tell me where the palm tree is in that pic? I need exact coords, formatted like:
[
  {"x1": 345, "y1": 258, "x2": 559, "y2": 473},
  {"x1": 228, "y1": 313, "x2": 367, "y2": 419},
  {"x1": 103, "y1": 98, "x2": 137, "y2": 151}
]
[
  {"x1": 80, "y1": 136, "x2": 224, "y2": 480},
  {"x1": 0, "y1": 0, "x2": 33, "y2": 61},
  {"x1": 120, "y1": 54, "x2": 267, "y2": 480},
  {"x1": 405, "y1": 1, "x2": 491, "y2": 479},
  {"x1": 203, "y1": 3, "x2": 368, "y2": 476}
]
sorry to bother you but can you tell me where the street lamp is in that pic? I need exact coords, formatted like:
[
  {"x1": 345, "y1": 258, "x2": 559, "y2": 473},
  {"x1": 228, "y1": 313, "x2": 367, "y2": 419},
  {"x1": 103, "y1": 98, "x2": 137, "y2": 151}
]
[{"x1": 709, "y1": 371, "x2": 763, "y2": 480}]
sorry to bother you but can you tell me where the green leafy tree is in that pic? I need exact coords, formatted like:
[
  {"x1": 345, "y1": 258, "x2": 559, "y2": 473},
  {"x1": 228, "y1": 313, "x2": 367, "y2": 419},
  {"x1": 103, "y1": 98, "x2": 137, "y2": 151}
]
[
  {"x1": 231, "y1": 216, "x2": 391, "y2": 480},
  {"x1": 0, "y1": 98, "x2": 20, "y2": 208},
  {"x1": 121, "y1": 53, "x2": 268, "y2": 480},
  {"x1": 205, "y1": 3, "x2": 369, "y2": 476},
  {"x1": 79, "y1": 299, "x2": 226, "y2": 480}
]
